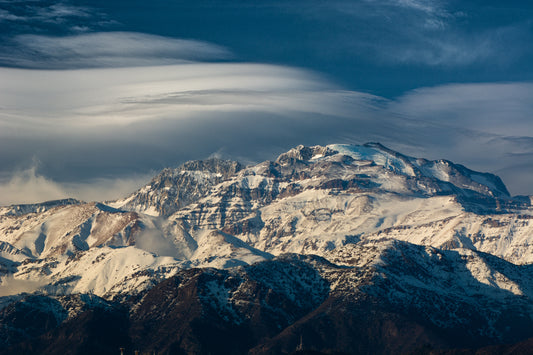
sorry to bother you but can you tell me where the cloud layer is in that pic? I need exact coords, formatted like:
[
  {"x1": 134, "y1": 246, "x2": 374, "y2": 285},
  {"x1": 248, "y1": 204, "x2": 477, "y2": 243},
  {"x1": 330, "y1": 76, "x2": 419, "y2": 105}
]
[{"x1": 0, "y1": 30, "x2": 531, "y2": 205}]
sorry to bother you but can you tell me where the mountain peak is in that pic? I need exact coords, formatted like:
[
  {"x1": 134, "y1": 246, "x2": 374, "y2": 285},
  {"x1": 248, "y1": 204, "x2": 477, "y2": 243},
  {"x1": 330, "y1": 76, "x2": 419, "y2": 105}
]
[
  {"x1": 275, "y1": 144, "x2": 337, "y2": 163},
  {"x1": 274, "y1": 143, "x2": 511, "y2": 199},
  {"x1": 178, "y1": 158, "x2": 243, "y2": 178}
]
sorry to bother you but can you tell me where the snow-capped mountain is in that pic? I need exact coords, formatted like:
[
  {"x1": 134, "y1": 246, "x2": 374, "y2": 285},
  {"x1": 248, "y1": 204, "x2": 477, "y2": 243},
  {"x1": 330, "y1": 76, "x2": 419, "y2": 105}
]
[
  {"x1": 115, "y1": 142, "x2": 533, "y2": 264},
  {"x1": 0, "y1": 142, "x2": 532, "y2": 354}
]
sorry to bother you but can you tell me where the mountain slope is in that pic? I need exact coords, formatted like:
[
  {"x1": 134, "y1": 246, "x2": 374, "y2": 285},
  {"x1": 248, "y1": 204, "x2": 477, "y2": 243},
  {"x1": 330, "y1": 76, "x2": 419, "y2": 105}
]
[{"x1": 2, "y1": 240, "x2": 533, "y2": 354}]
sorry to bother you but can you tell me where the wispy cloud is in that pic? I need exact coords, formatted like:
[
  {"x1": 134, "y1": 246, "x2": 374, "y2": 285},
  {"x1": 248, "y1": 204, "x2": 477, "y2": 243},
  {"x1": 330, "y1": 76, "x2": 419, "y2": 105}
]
[
  {"x1": 135, "y1": 228, "x2": 181, "y2": 258},
  {"x1": 0, "y1": 2, "x2": 89, "y2": 23},
  {"x1": 0, "y1": 275, "x2": 48, "y2": 296},
  {"x1": 284, "y1": 0, "x2": 529, "y2": 67},
  {"x1": 392, "y1": 0, "x2": 440, "y2": 13},
  {"x1": 35, "y1": 3, "x2": 93, "y2": 20},
  {"x1": 0, "y1": 164, "x2": 69, "y2": 205},
  {"x1": 0, "y1": 32, "x2": 231, "y2": 69},
  {"x1": 0, "y1": 9, "x2": 25, "y2": 22},
  {"x1": 0, "y1": 0, "x2": 113, "y2": 34},
  {"x1": 380, "y1": 24, "x2": 531, "y2": 66}
]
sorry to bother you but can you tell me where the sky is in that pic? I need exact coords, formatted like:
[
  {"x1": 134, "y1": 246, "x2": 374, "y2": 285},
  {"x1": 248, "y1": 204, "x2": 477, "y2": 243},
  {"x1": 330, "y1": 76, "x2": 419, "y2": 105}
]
[{"x1": 0, "y1": 0, "x2": 532, "y2": 205}]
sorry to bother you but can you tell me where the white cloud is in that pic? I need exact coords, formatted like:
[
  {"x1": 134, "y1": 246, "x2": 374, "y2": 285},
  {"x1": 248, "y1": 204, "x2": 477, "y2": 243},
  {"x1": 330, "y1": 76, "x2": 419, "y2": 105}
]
[
  {"x1": 0, "y1": 160, "x2": 150, "y2": 205},
  {"x1": 0, "y1": 62, "x2": 343, "y2": 130},
  {"x1": 390, "y1": 82, "x2": 533, "y2": 136},
  {"x1": 0, "y1": 165, "x2": 69, "y2": 205},
  {"x1": 0, "y1": 32, "x2": 231, "y2": 69}
]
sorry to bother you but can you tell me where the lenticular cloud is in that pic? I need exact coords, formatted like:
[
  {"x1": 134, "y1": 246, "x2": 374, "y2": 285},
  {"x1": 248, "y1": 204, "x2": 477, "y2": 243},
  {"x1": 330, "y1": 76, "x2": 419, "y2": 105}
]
[{"x1": 0, "y1": 31, "x2": 531, "y2": 204}]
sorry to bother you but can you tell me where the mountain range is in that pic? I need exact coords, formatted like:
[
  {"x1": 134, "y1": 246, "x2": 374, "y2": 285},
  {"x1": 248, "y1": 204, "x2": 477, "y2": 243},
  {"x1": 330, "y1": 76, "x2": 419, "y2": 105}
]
[{"x1": 0, "y1": 143, "x2": 532, "y2": 354}]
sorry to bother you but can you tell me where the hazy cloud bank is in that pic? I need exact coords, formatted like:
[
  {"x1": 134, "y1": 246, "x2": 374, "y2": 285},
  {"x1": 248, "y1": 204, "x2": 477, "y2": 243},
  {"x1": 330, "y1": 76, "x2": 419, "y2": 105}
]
[
  {"x1": 1, "y1": 63, "x2": 531, "y2": 201},
  {"x1": 0, "y1": 275, "x2": 48, "y2": 297},
  {"x1": 0, "y1": 163, "x2": 151, "y2": 206}
]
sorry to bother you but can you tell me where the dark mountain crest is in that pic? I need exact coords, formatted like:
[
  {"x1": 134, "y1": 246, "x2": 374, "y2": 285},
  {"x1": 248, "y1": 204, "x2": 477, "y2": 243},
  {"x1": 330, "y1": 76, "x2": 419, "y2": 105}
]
[{"x1": 3, "y1": 242, "x2": 533, "y2": 354}]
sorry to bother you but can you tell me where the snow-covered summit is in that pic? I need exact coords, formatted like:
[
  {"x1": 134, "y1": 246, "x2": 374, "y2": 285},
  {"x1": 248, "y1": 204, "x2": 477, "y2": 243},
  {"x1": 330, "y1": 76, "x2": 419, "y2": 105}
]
[
  {"x1": 285, "y1": 142, "x2": 510, "y2": 198},
  {"x1": 0, "y1": 142, "x2": 532, "y2": 300},
  {"x1": 114, "y1": 143, "x2": 516, "y2": 221}
]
